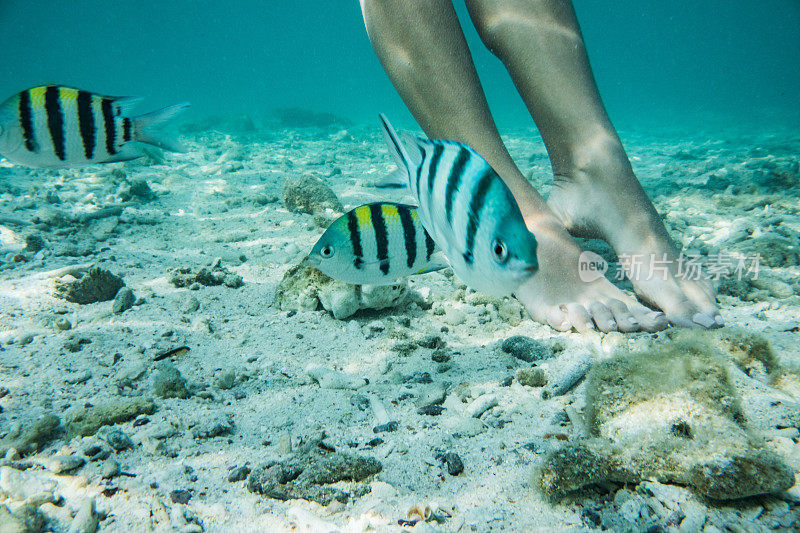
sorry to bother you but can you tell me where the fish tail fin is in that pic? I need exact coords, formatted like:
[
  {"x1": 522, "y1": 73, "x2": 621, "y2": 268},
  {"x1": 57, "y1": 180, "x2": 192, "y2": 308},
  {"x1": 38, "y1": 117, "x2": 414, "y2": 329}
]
[
  {"x1": 378, "y1": 114, "x2": 421, "y2": 180},
  {"x1": 133, "y1": 102, "x2": 190, "y2": 152}
]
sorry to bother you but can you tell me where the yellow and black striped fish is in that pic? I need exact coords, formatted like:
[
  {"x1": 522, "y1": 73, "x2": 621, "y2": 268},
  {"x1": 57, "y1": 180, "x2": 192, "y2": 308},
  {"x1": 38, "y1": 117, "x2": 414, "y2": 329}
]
[
  {"x1": 379, "y1": 114, "x2": 538, "y2": 297},
  {"x1": 0, "y1": 85, "x2": 189, "y2": 168},
  {"x1": 308, "y1": 202, "x2": 447, "y2": 285}
]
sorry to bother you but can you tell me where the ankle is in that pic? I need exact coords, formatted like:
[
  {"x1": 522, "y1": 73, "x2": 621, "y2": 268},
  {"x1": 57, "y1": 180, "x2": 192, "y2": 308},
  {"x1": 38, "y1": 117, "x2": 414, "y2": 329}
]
[{"x1": 553, "y1": 131, "x2": 632, "y2": 184}]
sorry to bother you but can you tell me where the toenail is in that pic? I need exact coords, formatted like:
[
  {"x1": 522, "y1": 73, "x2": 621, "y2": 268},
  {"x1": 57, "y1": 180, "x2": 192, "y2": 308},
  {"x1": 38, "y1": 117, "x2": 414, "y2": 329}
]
[
  {"x1": 648, "y1": 311, "x2": 665, "y2": 321},
  {"x1": 714, "y1": 314, "x2": 724, "y2": 325},
  {"x1": 629, "y1": 318, "x2": 639, "y2": 326}
]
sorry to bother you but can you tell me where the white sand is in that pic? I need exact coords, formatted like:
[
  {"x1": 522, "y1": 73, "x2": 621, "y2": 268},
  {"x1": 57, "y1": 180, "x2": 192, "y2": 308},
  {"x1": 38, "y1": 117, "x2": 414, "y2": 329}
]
[{"x1": 0, "y1": 122, "x2": 798, "y2": 531}]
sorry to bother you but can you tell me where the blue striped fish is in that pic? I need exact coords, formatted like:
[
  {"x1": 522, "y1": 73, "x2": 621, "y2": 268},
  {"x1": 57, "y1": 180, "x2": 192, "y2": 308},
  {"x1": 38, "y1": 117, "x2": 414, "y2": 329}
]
[
  {"x1": 0, "y1": 85, "x2": 189, "y2": 168},
  {"x1": 308, "y1": 202, "x2": 447, "y2": 285},
  {"x1": 379, "y1": 114, "x2": 538, "y2": 297}
]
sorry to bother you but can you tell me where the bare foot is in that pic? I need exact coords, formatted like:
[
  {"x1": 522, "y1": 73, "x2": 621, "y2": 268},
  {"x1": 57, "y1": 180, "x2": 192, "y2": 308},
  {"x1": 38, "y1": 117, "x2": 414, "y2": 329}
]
[
  {"x1": 546, "y1": 136, "x2": 721, "y2": 328},
  {"x1": 514, "y1": 214, "x2": 668, "y2": 333}
]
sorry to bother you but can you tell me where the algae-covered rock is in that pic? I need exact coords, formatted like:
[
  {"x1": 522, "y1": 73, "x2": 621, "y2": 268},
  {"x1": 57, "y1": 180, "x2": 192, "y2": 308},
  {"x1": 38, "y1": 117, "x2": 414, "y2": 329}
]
[
  {"x1": 65, "y1": 398, "x2": 155, "y2": 438},
  {"x1": 54, "y1": 266, "x2": 125, "y2": 304},
  {"x1": 0, "y1": 414, "x2": 60, "y2": 456},
  {"x1": 536, "y1": 335, "x2": 795, "y2": 500},
  {"x1": 152, "y1": 363, "x2": 190, "y2": 399},
  {"x1": 282, "y1": 173, "x2": 343, "y2": 215},
  {"x1": 275, "y1": 259, "x2": 408, "y2": 320},
  {"x1": 248, "y1": 438, "x2": 381, "y2": 505},
  {"x1": 169, "y1": 258, "x2": 243, "y2": 289},
  {"x1": 0, "y1": 504, "x2": 46, "y2": 533}
]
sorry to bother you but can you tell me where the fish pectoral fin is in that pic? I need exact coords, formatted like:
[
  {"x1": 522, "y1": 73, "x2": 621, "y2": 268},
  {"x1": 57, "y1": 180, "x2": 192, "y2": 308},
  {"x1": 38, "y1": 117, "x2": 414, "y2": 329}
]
[{"x1": 417, "y1": 252, "x2": 450, "y2": 274}]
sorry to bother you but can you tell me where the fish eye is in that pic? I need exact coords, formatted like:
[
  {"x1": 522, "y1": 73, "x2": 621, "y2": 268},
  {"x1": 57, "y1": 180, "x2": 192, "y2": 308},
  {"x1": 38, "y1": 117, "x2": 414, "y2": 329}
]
[
  {"x1": 319, "y1": 245, "x2": 334, "y2": 258},
  {"x1": 491, "y1": 239, "x2": 508, "y2": 264}
]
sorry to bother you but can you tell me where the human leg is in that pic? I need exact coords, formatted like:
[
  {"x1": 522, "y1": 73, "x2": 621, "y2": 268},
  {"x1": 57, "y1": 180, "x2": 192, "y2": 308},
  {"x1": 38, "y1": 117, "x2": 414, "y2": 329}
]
[
  {"x1": 465, "y1": 0, "x2": 720, "y2": 327},
  {"x1": 361, "y1": 0, "x2": 667, "y2": 331}
]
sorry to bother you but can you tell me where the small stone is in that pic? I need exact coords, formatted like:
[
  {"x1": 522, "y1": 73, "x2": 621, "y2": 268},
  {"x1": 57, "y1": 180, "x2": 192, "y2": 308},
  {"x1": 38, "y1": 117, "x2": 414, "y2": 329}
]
[
  {"x1": 373, "y1": 421, "x2": 399, "y2": 433},
  {"x1": 45, "y1": 455, "x2": 85, "y2": 474},
  {"x1": 431, "y1": 350, "x2": 450, "y2": 363},
  {"x1": 180, "y1": 295, "x2": 200, "y2": 313},
  {"x1": 216, "y1": 370, "x2": 236, "y2": 390},
  {"x1": 81, "y1": 440, "x2": 112, "y2": 461},
  {"x1": 55, "y1": 317, "x2": 72, "y2": 331},
  {"x1": 112, "y1": 287, "x2": 135, "y2": 313},
  {"x1": 282, "y1": 174, "x2": 343, "y2": 215},
  {"x1": 349, "y1": 394, "x2": 370, "y2": 411},
  {"x1": 65, "y1": 370, "x2": 91, "y2": 385},
  {"x1": 152, "y1": 363, "x2": 190, "y2": 399},
  {"x1": 465, "y1": 394, "x2": 498, "y2": 418},
  {"x1": 417, "y1": 405, "x2": 445, "y2": 416},
  {"x1": 170, "y1": 489, "x2": 192, "y2": 504},
  {"x1": 516, "y1": 367, "x2": 546, "y2": 387},
  {"x1": 501, "y1": 336, "x2": 552, "y2": 362},
  {"x1": 418, "y1": 335, "x2": 444, "y2": 349},
  {"x1": 96, "y1": 427, "x2": 133, "y2": 451},
  {"x1": 192, "y1": 414, "x2": 234, "y2": 439},
  {"x1": 227, "y1": 466, "x2": 251, "y2": 482},
  {"x1": 24, "y1": 234, "x2": 46, "y2": 253},
  {"x1": 100, "y1": 459, "x2": 120, "y2": 479},
  {"x1": 440, "y1": 452, "x2": 464, "y2": 476}
]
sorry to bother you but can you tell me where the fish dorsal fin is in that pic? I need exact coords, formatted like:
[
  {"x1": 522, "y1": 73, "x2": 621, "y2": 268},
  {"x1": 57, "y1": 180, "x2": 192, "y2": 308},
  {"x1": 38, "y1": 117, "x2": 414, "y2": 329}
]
[{"x1": 379, "y1": 114, "x2": 422, "y2": 174}]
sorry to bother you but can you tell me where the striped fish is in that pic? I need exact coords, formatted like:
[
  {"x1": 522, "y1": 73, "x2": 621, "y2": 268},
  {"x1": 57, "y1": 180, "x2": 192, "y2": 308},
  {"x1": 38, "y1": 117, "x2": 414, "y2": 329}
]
[
  {"x1": 378, "y1": 114, "x2": 538, "y2": 297},
  {"x1": 0, "y1": 85, "x2": 189, "y2": 168},
  {"x1": 308, "y1": 202, "x2": 447, "y2": 285}
]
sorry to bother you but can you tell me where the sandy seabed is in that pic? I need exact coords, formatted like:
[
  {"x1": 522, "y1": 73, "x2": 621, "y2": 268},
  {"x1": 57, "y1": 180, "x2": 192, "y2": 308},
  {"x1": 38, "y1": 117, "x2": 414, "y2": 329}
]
[{"x1": 0, "y1": 118, "x2": 799, "y2": 532}]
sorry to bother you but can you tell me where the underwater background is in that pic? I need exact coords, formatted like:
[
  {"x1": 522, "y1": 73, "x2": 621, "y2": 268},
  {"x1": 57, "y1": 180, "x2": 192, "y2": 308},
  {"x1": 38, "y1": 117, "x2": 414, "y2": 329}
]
[
  {"x1": 2, "y1": 1, "x2": 800, "y2": 531},
  {"x1": 1, "y1": 0, "x2": 798, "y2": 133}
]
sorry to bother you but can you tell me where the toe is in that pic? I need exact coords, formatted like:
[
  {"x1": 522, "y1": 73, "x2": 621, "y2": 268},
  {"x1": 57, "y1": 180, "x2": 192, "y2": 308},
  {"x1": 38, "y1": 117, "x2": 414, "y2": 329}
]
[
  {"x1": 565, "y1": 303, "x2": 595, "y2": 332},
  {"x1": 587, "y1": 302, "x2": 617, "y2": 332},
  {"x1": 630, "y1": 307, "x2": 668, "y2": 332},
  {"x1": 545, "y1": 305, "x2": 572, "y2": 331},
  {"x1": 606, "y1": 298, "x2": 641, "y2": 332}
]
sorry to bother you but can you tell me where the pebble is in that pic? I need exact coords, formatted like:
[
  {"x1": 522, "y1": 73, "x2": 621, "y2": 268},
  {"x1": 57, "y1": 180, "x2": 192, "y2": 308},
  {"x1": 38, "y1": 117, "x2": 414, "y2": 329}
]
[
  {"x1": 417, "y1": 405, "x2": 445, "y2": 416},
  {"x1": 55, "y1": 317, "x2": 72, "y2": 331},
  {"x1": 418, "y1": 335, "x2": 445, "y2": 349},
  {"x1": 64, "y1": 370, "x2": 91, "y2": 385},
  {"x1": 97, "y1": 427, "x2": 133, "y2": 451},
  {"x1": 81, "y1": 440, "x2": 112, "y2": 461},
  {"x1": 100, "y1": 459, "x2": 120, "y2": 479},
  {"x1": 112, "y1": 287, "x2": 136, "y2": 313},
  {"x1": 67, "y1": 498, "x2": 99, "y2": 533},
  {"x1": 416, "y1": 384, "x2": 447, "y2": 407},
  {"x1": 515, "y1": 367, "x2": 546, "y2": 387},
  {"x1": 192, "y1": 414, "x2": 234, "y2": 439},
  {"x1": 180, "y1": 295, "x2": 200, "y2": 313},
  {"x1": 501, "y1": 336, "x2": 552, "y2": 362},
  {"x1": 152, "y1": 363, "x2": 190, "y2": 399},
  {"x1": 170, "y1": 489, "x2": 192, "y2": 504},
  {"x1": 227, "y1": 466, "x2": 251, "y2": 482},
  {"x1": 439, "y1": 452, "x2": 464, "y2": 476},
  {"x1": 373, "y1": 421, "x2": 399, "y2": 433},
  {"x1": 541, "y1": 351, "x2": 592, "y2": 399},
  {"x1": 465, "y1": 394, "x2": 498, "y2": 418},
  {"x1": 306, "y1": 365, "x2": 366, "y2": 390},
  {"x1": 216, "y1": 370, "x2": 236, "y2": 390},
  {"x1": 44, "y1": 455, "x2": 85, "y2": 474}
]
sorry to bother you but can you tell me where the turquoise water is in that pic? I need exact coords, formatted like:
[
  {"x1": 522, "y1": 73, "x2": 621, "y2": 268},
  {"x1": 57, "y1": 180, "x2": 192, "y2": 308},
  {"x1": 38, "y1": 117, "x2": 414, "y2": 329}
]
[{"x1": 1, "y1": 0, "x2": 798, "y2": 131}]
